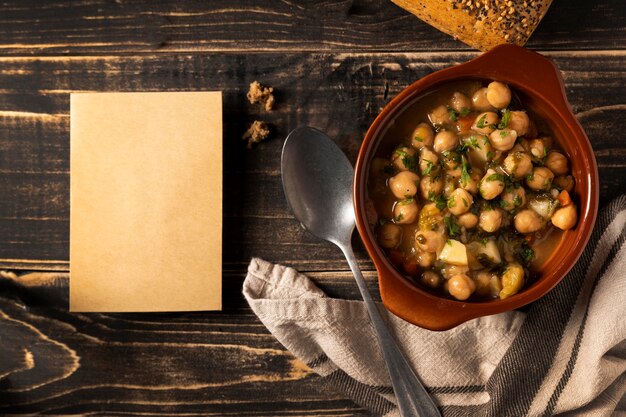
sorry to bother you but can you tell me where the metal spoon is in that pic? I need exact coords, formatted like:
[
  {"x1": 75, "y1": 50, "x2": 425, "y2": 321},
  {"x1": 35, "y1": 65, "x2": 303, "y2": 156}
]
[{"x1": 281, "y1": 126, "x2": 441, "y2": 417}]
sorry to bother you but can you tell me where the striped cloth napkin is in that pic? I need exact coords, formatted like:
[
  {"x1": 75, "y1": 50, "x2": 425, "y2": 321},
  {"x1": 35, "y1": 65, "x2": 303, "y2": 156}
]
[{"x1": 243, "y1": 195, "x2": 626, "y2": 417}]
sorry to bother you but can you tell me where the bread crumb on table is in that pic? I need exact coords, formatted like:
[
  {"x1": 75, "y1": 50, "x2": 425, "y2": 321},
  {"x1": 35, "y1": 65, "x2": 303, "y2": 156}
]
[
  {"x1": 247, "y1": 81, "x2": 275, "y2": 111},
  {"x1": 242, "y1": 120, "x2": 270, "y2": 149}
]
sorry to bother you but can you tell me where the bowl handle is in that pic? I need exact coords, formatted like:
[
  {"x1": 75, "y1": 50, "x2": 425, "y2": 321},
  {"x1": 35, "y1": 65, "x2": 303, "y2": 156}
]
[
  {"x1": 459, "y1": 44, "x2": 572, "y2": 114},
  {"x1": 376, "y1": 264, "x2": 483, "y2": 331}
]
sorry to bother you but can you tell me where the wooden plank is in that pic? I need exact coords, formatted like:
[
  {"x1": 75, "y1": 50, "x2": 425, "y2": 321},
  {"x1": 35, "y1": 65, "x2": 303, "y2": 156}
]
[
  {"x1": 0, "y1": 51, "x2": 625, "y2": 270},
  {"x1": 0, "y1": 0, "x2": 623, "y2": 54},
  {"x1": 0, "y1": 270, "x2": 377, "y2": 415}
]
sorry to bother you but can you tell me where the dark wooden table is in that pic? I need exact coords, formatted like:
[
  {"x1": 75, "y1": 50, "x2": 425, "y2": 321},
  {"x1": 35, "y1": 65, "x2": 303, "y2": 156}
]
[{"x1": 0, "y1": 1, "x2": 624, "y2": 415}]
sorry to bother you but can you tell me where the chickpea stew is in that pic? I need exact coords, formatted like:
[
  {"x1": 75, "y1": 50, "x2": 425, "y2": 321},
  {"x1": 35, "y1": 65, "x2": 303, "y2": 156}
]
[{"x1": 367, "y1": 80, "x2": 578, "y2": 302}]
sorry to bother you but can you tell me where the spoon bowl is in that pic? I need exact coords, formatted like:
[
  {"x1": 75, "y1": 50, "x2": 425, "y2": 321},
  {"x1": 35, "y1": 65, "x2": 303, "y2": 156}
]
[{"x1": 281, "y1": 127, "x2": 354, "y2": 246}]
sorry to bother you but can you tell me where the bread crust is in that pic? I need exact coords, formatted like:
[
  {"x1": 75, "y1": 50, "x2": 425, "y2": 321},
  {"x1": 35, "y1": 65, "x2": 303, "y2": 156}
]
[{"x1": 392, "y1": 0, "x2": 553, "y2": 51}]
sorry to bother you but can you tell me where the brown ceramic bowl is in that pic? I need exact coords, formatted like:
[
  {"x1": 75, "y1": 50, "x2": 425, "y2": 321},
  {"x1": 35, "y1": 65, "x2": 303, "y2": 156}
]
[{"x1": 354, "y1": 44, "x2": 599, "y2": 331}]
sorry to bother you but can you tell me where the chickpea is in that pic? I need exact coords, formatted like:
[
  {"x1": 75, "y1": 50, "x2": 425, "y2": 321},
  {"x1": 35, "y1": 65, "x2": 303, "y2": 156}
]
[
  {"x1": 479, "y1": 208, "x2": 503, "y2": 233},
  {"x1": 415, "y1": 230, "x2": 445, "y2": 253},
  {"x1": 554, "y1": 175, "x2": 575, "y2": 193},
  {"x1": 411, "y1": 122, "x2": 434, "y2": 149},
  {"x1": 551, "y1": 204, "x2": 578, "y2": 230},
  {"x1": 457, "y1": 212, "x2": 479, "y2": 229},
  {"x1": 417, "y1": 251, "x2": 437, "y2": 268},
  {"x1": 448, "y1": 188, "x2": 473, "y2": 216},
  {"x1": 510, "y1": 143, "x2": 526, "y2": 153},
  {"x1": 460, "y1": 170, "x2": 482, "y2": 195},
  {"x1": 545, "y1": 151, "x2": 569, "y2": 175},
  {"x1": 441, "y1": 151, "x2": 461, "y2": 170},
  {"x1": 529, "y1": 138, "x2": 548, "y2": 160},
  {"x1": 428, "y1": 104, "x2": 452, "y2": 127},
  {"x1": 514, "y1": 209, "x2": 545, "y2": 234},
  {"x1": 443, "y1": 175, "x2": 456, "y2": 198},
  {"x1": 377, "y1": 223, "x2": 402, "y2": 248},
  {"x1": 507, "y1": 111, "x2": 530, "y2": 136},
  {"x1": 502, "y1": 151, "x2": 533, "y2": 179},
  {"x1": 474, "y1": 270, "x2": 501, "y2": 298},
  {"x1": 500, "y1": 262, "x2": 524, "y2": 300},
  {"x1": 450, "y1": 92, "x2": 472, "y2": 114},
  {"x1": 526, "y1": 167, "x2": 554, "y2": 191},
  {"x1": 389, "y1": 171, "x2": 420, "y2": 199},
  {"x1": 500, "y1": 186, "x2": 526, "y2": 212},
  {"x1": 448, "y1": 274, "x2": 476, "y2": 300},
  {"x1": 486, "y1": 81, "x2": 511, "y2": 109},
  {"x1": 419, "y1": 147, "x2": 439, "y2": 175},
  {"x1": 433, "y1": 130, "x2": 458, "y2": 153},
  {"x1": 420, "y1": 270, "x2": 442, "y2": 288},
  {"x1": 391, "y1": 146, "x2": 417, "y2": 171},
  {"x1": 489, "y1": 128, "x2": 517, "y2": 151},
  {"x1": 446, "y1": 168, "x2": 462, "y2": 179},
  {"x1": 441, "y1": 264, "x2": 470, "y2": 280},
  {"x1": 472, "y1": 111, "x2": 498, "y2": 134},
  {"x1": 419, "y1": 174, "x2": 444, "y2": 199},
  {"x1": 393, "y1": 199, "x2": 419, "y2": 224},
  {"x1": 471, "y1": 87, "x2": 495, "y2": 112},
  {"x1": 479, "y1": 169, "x2": 505, "y2": 200}
]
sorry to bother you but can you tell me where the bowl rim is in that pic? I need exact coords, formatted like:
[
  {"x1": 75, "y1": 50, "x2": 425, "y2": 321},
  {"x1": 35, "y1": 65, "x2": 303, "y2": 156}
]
[{"x1": 353, "y1": 44, "x2": 599, "y2": 330}]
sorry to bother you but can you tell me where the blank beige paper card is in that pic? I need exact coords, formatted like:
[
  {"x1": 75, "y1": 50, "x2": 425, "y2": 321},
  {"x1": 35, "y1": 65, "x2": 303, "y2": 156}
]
[{"x1": 70, "y1": 92, "x2": 222, "y2": 312}]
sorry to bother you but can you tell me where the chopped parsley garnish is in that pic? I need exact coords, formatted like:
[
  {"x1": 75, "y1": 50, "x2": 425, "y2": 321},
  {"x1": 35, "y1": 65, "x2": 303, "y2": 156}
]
[
  {"x1": 486, "y1": 173, "x2": 505, "y2": 182},
  {"x1": 395, "y1": 149, "x2": 417, "y2": 171},
  {"x1": 462, "y1": 197, "x2": 469, "y2": 207},
  {"x1": 498, "y1": 108, "x2": 512, "y2": 129},
  {"x1": 499, "y1": 130, "x2": 509, "y2": 138},
  {"x1": 399, "y1": 198, "x2": 414, "y2": 205},
  {"x1": 414, "y1": 135, "x2": 424, "y2": 142},
  {"x1": 394, "y1": 213, "x2": 404, "y2": 223},
  {"x1": 516, "y1": 240, "x2": 535, "y2": 267},
  {"x1": 476, "y1": 114, "x2": 488, "y2": 129},
  {"x1": 457, "y1": 142, "x2": 469, "y2": 154},
  {"x1": 447, "y1": 197, "x2": 456, "y2": 208},
  {"x1": 460, "y1": 155, "x2": 471, "y2": 187},
  {"x1": 513, "y1": 195, "x2": 523, "y2": 207},
  {"x1": 487, "y1": 150, "x2": 495, "y2": 159},
  {"x1": 403, "y1": 154, "x2": 417, "y2": 171},
  {"x1": 444, "y1": 216, "x2": 461, "y2": 238},
  {"x1": 460, "y1": 107, "x2": 471, "y2": 117},
  {"x1": 434, "y1": 195, "x2": 447, "y2": 210},
  {"x1": 468, "y1": 135, "x2": 481, "y2": 149},
  {"x1": 448, "y1": 108, "x2": 458, "y2": 122},
  {"x1": 446, "y1": 239, "x2": 453, "y2": 246},
  {"x1": 378, "y1": 218, "x2": 388, "y2": 226},
  {"x1": 480, "y1": 238, "x2": 489, "y2": 246},
  {"x1": 422, "y1": 160, "x2": 435, "y2": 176}
]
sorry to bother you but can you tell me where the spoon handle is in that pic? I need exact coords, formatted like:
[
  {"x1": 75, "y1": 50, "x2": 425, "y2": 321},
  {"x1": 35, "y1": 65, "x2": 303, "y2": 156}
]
[{"x1": 340, "y1": 243, "x2": 442, "y2": 417}]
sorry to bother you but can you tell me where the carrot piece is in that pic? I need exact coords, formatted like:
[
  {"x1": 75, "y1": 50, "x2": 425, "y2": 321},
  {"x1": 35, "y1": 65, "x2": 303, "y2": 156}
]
[
  {"x1": 456, "y1": 115, "x2": 474, "y2": 132},
  {"x1": 557, "y1": 190, "x2": 572, "y2": 207}
]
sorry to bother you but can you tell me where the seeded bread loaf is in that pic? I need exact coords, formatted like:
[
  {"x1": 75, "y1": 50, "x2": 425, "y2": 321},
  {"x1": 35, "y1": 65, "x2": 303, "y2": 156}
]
[{"x1": 391, "y1": 0, "x2": 553, "y2": 51}]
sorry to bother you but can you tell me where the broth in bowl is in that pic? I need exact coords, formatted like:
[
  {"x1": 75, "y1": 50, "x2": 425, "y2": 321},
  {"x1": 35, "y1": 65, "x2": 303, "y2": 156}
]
[{"x1": 367, "y1": 79, "x2": 578, "y2": 302}]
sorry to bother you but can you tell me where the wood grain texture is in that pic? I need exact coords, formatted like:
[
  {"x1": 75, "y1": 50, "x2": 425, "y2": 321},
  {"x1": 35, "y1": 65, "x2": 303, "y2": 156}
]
[
  {"x1": 0, "y1": 51, "x2": 625, "y2": 269},
  {"x1": 0, "y1": 0, "x2": 624, "y2": 54},
  {"x1": 1, "y1": 1, "x2": 625, "y2": 415},
  {"x1": 0, "y1": 270, "x2": 378, "y2": 415}
]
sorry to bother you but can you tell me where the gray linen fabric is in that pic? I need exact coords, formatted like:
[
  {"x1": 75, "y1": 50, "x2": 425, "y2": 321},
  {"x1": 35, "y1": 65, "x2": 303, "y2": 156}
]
[{"x1": 243, "y1": 195, "x2": 626, "y2": 417}]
